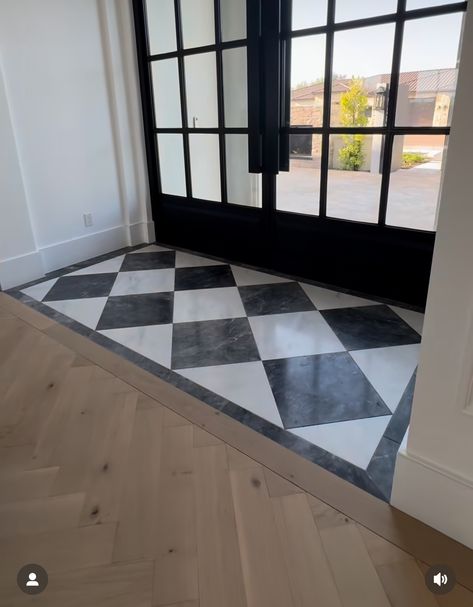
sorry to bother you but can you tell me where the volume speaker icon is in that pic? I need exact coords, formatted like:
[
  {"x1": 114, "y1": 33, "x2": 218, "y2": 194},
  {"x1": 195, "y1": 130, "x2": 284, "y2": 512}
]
[{"x1": 433, "y1": 572, "x2": 448, "y2": 587}]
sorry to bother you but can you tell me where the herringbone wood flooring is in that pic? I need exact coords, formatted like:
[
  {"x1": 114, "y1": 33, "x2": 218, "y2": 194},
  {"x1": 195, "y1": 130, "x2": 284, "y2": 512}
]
[{"x1": 0, "y1": 296, "x2": 472, "y2": 606}]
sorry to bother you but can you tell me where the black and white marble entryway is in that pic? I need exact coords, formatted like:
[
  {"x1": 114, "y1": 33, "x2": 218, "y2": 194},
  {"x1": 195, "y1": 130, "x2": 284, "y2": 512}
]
[{"x1": 9, "y1": 243, "x2": 424, "y2": 501}]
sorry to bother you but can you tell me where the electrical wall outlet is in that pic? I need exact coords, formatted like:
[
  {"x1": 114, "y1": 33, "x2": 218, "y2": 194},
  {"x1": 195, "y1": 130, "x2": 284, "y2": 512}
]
[{"x1": 83, "y1": 213, "x2": 93, "y2": 227}]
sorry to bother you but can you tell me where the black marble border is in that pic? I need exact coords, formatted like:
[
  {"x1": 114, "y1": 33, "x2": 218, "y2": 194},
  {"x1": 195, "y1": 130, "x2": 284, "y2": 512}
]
[{"x1": 6, "y1": 242, "x2": 418, "y2": 502}]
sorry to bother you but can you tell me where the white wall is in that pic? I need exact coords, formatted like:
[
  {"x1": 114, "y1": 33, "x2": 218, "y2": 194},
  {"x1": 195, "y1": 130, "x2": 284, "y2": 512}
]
[
  {"x1": 391, "y1": 3, "x2": 473, "y2": 549},
  {"x1": 0, "y1": 0, "x2": 153, "y2": 289}
]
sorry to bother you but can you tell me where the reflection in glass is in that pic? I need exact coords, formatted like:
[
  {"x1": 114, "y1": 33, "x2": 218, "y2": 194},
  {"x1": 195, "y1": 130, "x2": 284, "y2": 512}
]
[
  {"x1": 327, "y1": 135, "x2": 384, "y2": 223},
  {"x1": 331, "y1": 25, "x2": 395, "y2": 127},
  {"x1": 221, "y1": 0, "x2": 246, "y2": 42},
  {"x1": 189, "y1": 135, "x2": 221, "y2": 201},
  {"x1": 146, "y1": 0, "x2": 176, "y2": 55},
  {"x1": 290, "y1": 36, "x2": 326, "y2": 127},
  {"x1": 223, "y1": 48, "x2": 248, "y2": 127},
  {"x1": 185, "y1": 53, "x2": 219, "y2": 128},
  {"x1": 180, "y1": 0, "x2": 215, "y2": 49},
  {"x1": 151, "y1": 59, "x2": 181, "y2": 128},
  {"x1": 226, "y1": 136, "x2": 262, "y2": 207},
  {"x1": 292, "y1": 0, "x2": 327, "y2": 31},
  {"x1": 157, "y1": 135, "x2": 186, "y2": 196},
  {"x1": 387, "y1": 135, "x2": 447, "y2": 231},
  {"x1": 277, "y1": 135, "x2": 322, "y2": 215},
  {"x1": 396, "y1": 14, "x2": 463, "y2": 127},
  {"x1": 335, "y1": 0, "x2": 396, "y2": 22}
]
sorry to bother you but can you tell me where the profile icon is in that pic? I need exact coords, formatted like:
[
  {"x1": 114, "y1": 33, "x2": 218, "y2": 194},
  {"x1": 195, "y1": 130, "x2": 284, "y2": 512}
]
[
  {"x1": 17, "y1": 564, "x2": 48, "y2": 595},
  {"x1": 26, "y1": 572, "x2": 39, "y2": 587}
]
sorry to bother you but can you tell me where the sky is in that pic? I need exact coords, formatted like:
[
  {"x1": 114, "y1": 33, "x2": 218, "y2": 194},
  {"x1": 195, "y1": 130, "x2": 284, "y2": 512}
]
[{"x1": 291, "y1": 3, "x2": 464, "y2": 87}]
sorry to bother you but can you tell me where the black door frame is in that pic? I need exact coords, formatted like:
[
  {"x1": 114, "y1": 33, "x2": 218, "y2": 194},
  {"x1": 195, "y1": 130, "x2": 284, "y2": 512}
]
[{"x1": 132, "y1": 0, "x2": 466, "y2": 308}]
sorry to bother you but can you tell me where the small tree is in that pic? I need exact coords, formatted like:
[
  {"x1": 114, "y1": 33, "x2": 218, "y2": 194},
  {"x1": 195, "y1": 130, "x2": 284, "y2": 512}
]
[{"x1": 338, "y1": 79, "x2": 368, "y2": 171}]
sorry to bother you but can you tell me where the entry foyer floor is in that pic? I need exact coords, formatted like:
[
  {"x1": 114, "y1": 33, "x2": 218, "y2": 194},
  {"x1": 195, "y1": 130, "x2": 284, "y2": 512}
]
[{"x1": 10, "y1": 244, "x2": 424, "y2": 501}]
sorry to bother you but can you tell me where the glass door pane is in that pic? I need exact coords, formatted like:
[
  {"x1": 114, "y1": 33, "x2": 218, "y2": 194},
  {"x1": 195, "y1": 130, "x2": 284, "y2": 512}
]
[
  {"x1": 145, "y1": 0, "x2": 177, "y2": 55},
  {"x1": 189, "y1": 134, "x2": 221, "y2": 201},
  {"x1": 185, "y1": 53, "x2": 219, "y2": 128},
  {"x1": 396, "y1": 14, "x2": 463, "y2": 127},
  {"x1": 221, "y1": 0, "x2": 246, "y2": 42},
  {"x1": 180, "y1": 0, "x2": 215, "y2": 48},
  {"x1": 151, "y1": 59, "x2": 182, "y2": 128}
]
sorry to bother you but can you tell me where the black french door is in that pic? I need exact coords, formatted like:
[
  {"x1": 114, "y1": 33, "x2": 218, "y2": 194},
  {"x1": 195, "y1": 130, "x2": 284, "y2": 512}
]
[{"x1": 133, "y1": 0, "x2": 466, "y2": 307}]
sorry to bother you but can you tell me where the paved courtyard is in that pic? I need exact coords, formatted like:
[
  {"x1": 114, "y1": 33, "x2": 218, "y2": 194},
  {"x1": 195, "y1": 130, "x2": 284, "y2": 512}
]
[{"x1": 277, "y1": 162, "x2": 442, "y2": 231}]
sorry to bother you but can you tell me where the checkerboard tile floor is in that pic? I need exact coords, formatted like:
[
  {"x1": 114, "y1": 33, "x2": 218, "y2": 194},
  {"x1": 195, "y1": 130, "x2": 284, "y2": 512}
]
[{"x1": 18, "y1": 244, "x2": 424, "y2": 496}]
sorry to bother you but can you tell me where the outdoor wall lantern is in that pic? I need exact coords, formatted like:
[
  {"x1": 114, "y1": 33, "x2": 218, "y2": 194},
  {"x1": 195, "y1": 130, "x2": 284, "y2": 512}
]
[{"x1": 375, "y1": 83, "x2": 388, "y2": 111}]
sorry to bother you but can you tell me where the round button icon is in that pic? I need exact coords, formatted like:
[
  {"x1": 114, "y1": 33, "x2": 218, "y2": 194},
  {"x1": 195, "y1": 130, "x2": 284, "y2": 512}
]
[
  {"x1": 17, "y1": 564, "x2": 48, "y2": 595},
  {"x1": 425, "y1": 564, "x2": 456, "y2": 595}
]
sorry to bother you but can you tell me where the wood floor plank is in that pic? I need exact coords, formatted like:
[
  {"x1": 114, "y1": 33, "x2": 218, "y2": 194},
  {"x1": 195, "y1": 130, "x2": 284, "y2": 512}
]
[
  {"x1": 0, "y1": 493, "x2": 85, "y2": 539},
  {"x1": 0, "y1": 560, "x2": 154, "y2": 607},
  {"x1": 193, "y1": 426, "x2": 222, "y2": 447},
  {"x1": 307, "y1": 493, "x2": 353, "y2": 530},
  {"x1": 79, "y1": 392, "x2": 137, "y2": 525},
  {"x1": 30, "y1": 365, "x2": 96, "y2": 469},
  {"x1": 376, "y1": 559, "x2": 438, "y2": 607},
  {"x1": 226, "y1": 445, "x2": 257, "y2": 470},
  {"x1": 263, "y1": 469, "x2": 303, "y2": 498},
  {"x1": 230, "y1": 467, "x2": 295, "y2": 607},
  {"x1": 0, "y1": 523, "x2": 116, "y2": 579},
  {"x1": 319, "y1": 523, "x2": 391, "y2": 607},
  {"x1": 357, "y1": 523, "x2": 414, "y2": 567},
  {"x1": 272, "y1": 493, "x2": 342, "y2": 607},
  {"x1": 50, "y1": 378, "x2": 130, "y2": 495},
  {"x1": 153, "y1": 425, "x2": 198, "y2": 606},
  {"x1": 113, "y1": 404, "x2": 163, "y2": 562},
  {"x1": 0, "y1": 467, "x2": 58, "y2": 504},
  {"x1": 195, "y1": 444, "x2": 247, "y2": 607}
]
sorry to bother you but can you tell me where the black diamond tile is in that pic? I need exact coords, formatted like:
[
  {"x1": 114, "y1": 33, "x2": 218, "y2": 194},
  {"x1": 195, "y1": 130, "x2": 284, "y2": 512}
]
[
  {"x1": 172, "y1": 318, "x2": 260, "y2": 369},
  {"x1": 320, "y1": 305, "x2": 421, "y2": 350},
  {"x1": 43, "y1": 273, "x2": 117, "y2": 301},
  {"x1": 96, "y1": 293, "x2": 173, "y2": 330},
  {"x1": 175, "y1": 265, "x2": 235, "y2": 291},
  {"x1": 264, "y1": 352, "x2": 391, "y2": 428},
  {"x1": 239, "y1": 282, "x2": 315, "y2": 316},
  {"x1": 120, "y1": 251, "x2": 176, "y2": 272}
]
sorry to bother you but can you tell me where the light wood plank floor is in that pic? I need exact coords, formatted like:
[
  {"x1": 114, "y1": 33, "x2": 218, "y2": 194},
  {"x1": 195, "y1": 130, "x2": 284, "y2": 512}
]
[{"x1": 0, "y1": 297, "x2": 472, "y2": 606}]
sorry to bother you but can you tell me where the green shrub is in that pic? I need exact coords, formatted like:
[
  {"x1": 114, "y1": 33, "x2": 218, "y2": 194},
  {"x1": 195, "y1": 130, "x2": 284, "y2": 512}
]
[
  {"x1": 339, "y1": 134, "x2": 365, "y2": 171},
  {"x1": 402, "y1": 152, "x2": 428, "y2": 169}
]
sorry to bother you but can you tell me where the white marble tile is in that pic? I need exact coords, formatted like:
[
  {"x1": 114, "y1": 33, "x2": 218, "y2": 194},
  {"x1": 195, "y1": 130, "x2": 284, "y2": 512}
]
[
  {"x1": 110, "y1": 269, "x2": 175, "y2": 296},
  {"x1": 231, "y1": 265, "x2": 290, "y2": 287},
  {"x1": 21, "y1": 278, "x2": 58, "y2": 302},
  {"x1": 300, "y1": 283, "x2": 377, "y2": 310},
  {"x1": 45, "y1": 297, "x2": 108, "y2": 329},
  {"x1": 291, "y1": 416, "x2": 391, "y2": 469},
  {"x1": 249, "y1": 311, "x2": 345, "y2": 360},
  {"x1": 67, "y1": 256, "x2": 125, "y2": 276},
  {"x1": 173, "y1": 287, "x2": 246, "y2": 323},
  {"x1": 350, "y1": 344, "x2": 420, "y2": 413},
  {"x1": 179, "y1": 361, "x2": 283, "y2": 427},
  {"x1": 99, "y1": 324, "x2": 173, "y2": 368},
  {"x1": 175, "y1": 251, "x2": 224, "y2": 268},
  {"x1": 390, "y1": 305, "x2": 424, "y2": 336},
  {"x1": 130, "y1": 245, "x2": 171, "y2": 254}
]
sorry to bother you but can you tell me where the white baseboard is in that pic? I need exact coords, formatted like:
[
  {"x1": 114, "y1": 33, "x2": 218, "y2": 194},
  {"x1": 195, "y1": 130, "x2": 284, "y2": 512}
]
[
  {"x1": 1, "y1": 222, "x2": 156, "y2": 290},
  {"x1": 129, "y1": 221, "x2": 155, "y2": 246},
  {"x1": 40, "y1": 225, "x2": 130, "y2": 273},
  {"x1": 391, "y1": 448, "x2": 473, "y2": 549},
  {"x1": 0, "y1": 250, "x2": 45, "y2": 290}
]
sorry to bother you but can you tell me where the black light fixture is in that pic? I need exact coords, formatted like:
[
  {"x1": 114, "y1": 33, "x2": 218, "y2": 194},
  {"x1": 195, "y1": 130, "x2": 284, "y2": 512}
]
[{"x1": 375, "y1": 83, "x2": 388, "y2": 111}]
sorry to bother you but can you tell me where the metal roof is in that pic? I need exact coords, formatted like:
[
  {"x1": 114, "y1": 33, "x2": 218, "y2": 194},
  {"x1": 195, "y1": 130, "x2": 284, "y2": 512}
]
[{"x1": 292, "y1": 68, "x2": 457, "y2": 100}]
